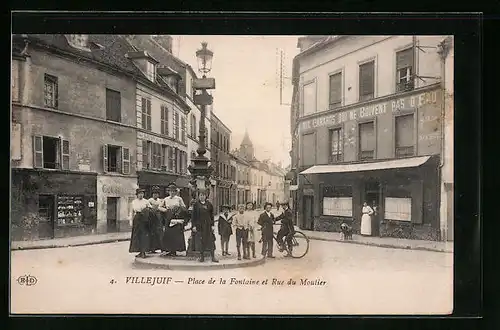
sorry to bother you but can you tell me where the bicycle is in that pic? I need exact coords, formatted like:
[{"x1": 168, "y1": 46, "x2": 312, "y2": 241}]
[{"x1": 272, "y1": 228, "x2": 310, "y2": 259}]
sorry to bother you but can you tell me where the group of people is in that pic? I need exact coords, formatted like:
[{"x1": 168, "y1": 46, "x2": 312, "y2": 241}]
[
  {"x1": 128, "y1": 183, "x2": 189, "y2": 259},
  {"x1": 129, "y1": 182, "x2": 296, "y2": 263},
  {"x1": 216, "y1": 201, "x2": 295, "y2": 260}
]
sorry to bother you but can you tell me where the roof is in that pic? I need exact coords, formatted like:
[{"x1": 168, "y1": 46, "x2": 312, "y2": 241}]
[
  {"x1": 295, "y1": 35, "x2": 348, "y2": 60},
  {"x1": 241, "y1": 129, "x2": 253, "y2": 146},
  {"x1": 21, "y1": 34, "x2": 142, "y2": 76},
  {"x1": 300, "y1": 156, "x2": 431, "y2": 175},
  {"x1": 211, "y1": 113, "x2": 232, "y2": 133}
]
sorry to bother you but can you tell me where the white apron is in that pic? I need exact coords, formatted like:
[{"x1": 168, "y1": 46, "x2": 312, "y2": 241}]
[{"x1": 360, "y1": 206, "x2": 374, "y2": 236}]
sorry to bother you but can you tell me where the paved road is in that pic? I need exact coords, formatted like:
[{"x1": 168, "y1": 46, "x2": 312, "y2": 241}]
[{"x1": 11, "y1": 226, "x2": 453, "y2": 315}]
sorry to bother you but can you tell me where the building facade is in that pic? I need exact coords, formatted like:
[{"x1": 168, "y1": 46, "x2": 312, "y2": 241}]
[
  {"x1": 11, "y1": 34, "x2": 139, "y2": 239},
  {"x1": 211, "y1": 113, "x2": 234, "y2": 214},
  {"x1": 292, "y1": 35, "x2": 453, "y2": 241}
]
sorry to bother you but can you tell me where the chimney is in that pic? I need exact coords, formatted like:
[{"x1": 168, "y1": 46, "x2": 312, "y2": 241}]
[{"x1": 152, "y1": 35, "x2": 173, "y2": 53}]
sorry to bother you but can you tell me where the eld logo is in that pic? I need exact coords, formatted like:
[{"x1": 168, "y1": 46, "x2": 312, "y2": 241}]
[{"x1": 17, "y1": 275, "x2": 38, "y2": 286}]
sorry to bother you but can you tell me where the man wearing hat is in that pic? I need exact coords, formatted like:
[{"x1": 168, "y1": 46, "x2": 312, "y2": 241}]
[
  {"x1": 217, "y1": 204, "x2": 234, "y2": 256},
  {"x1": 191, "y1": 188, "x2": 218, "y2": 263},
  {"x1": 128, "y1": 188, "x2": 152, "y2": 258},
  {"x1": 257, "y1": 202, "x2": 276, "y2": 258},
  {"x1": 148, "y1": 186, "x2": 165, "y2": 253},
  {"x1": 274, "y1": 200, "x2": 295, "y2": 257},
  {"x1": 161, "y1": 182, "x2": 188, "y2": 256}
]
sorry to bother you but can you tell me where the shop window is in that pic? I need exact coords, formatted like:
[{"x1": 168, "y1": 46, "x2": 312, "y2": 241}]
[
  {"x1": 329, "y1": 128, "x2": 343, "y2": 163},
  {"x1": 181, "y1": 116, "x2": 187, "y2": 143},
  {"x1": 358, "y1": 121, "x2": 375, "y2": 160},
  {"x1": 160, "y1": 105, "x2": 169, "y2": 136},
  {"x1": 329, "y1": 72, "x2": 342, "y2": 110},
  {"x1": 105, "y1": 88, "x2": 121, "y2": 122},
  {"x1": 33, "y1": 135, "x2": 70, "y2": 170},
  {"x1": 322, "y1": 185, "x2": 353, "y2": 217},
  {"x1": 151, "y1": 143, "x2": 162, "y2": 170},
  {"x1": 359, "y1": 60, "x2": 375, "y2": 101},
  {"x1": 395, "y1": 114, "x2": 415, "y2": 157},
  {"x1": 301, "y1": 133, "x2": 316, "y2": 166},
  {"x1": 396, "y1": 47, "x2": 415, "y2": 92},
  {"x1": 141, "y1": 98, "x2": 152, "y2": 131},
  {"x1": 174, "y1": 112, "x2": 180, "y2": 141},
  {"x1": 44, "y1": 74, "x2": 58, "y2": 108},
  {"x1": 385, "y1": 197, "x2": 412, "y2": 221},
  {"x1": 302, "y1": 81, "x2": 316, "y2": 116},
  {"x1": 57, "y1": 195, "x2": 84, "y2": 226}
]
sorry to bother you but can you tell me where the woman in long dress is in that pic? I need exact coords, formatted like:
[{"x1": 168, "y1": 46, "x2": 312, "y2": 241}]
[
  {"x1": 162, "y1": 183, "x2": 188, "y2": 257},
  {"x1": 129, "y1": 188, "x2": 152, "y2": 258},
  {"x1": 148, "y1": 186, "x2": 165, "y2": 253},
  {"x1": 191, "y1": 189, "x2": 218, "y2": 263},
  {"x1": 360, "y1": 201, "x2": 374, "y2": 236}
]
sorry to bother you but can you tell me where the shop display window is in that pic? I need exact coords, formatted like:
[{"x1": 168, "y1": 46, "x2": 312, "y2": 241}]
[{"x1": 56, "y1": 195, "x2": 84, "y2": 226}]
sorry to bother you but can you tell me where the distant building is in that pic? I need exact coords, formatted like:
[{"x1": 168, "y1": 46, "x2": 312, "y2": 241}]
[{"x1": 290, "y1": 35, "x2": 454, "y2": 240}]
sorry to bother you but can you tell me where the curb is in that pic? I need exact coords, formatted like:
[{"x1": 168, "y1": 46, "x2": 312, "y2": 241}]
[
  {"x1": 133, "y1": 255, "x2": 266, "y2": 271},
  {"x1": 306, "y1": 236, "x2": 452, "y2": 253},
  {"x1": 12, "y1": 238, "x2": 131, "y2": 251}
]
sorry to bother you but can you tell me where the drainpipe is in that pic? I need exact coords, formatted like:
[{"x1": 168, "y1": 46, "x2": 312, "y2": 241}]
[{"x1": 437, "y1": 37, "x2": 452, "y2": 169}]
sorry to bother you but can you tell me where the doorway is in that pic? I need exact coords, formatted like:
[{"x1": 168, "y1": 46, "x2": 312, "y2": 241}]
[
  {"x1": 106, "y1": 197, "x2": 119, "y2": 232},
  {"x1": 38, "y1": 194, "x2": 55, "y2": 239},
  {"x1": 364, "y1": 181, "x2": 381, "y2": 236},
  {"x1": 303, "y1": 196, "x2": 314, "y2": 230}
]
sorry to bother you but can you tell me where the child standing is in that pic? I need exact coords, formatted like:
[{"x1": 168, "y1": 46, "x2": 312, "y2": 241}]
[
  {"x1": 217, "y1": 205, "x2": 234, "y2": 256},
  {"x1": 245, "y1": 201, "x2": 258, "y2": 259}
]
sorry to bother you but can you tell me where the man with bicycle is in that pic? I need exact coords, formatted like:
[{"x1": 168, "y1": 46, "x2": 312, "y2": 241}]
[{"x1": 274, "y1": 201, "x2": 295, "y2": 257}]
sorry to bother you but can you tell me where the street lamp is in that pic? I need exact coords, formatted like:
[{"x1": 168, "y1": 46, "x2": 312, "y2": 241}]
[{"x1": 186, "y1": 42, "x2": 216, "y2": 257}]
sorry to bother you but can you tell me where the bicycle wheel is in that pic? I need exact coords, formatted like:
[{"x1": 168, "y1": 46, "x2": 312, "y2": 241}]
[{"x1": 288, "y1": 231, "x2": 309, "y2": 259}]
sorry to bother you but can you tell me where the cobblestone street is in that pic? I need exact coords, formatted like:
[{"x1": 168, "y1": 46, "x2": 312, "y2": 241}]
[{"x1": 11, "y1": 225, "x2": 453, "y2": 314}]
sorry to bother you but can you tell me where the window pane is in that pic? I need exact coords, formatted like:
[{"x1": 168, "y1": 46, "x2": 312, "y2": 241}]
[
  {"x1": 329, "y1": 73, "x2": 342, "y2": 105},
  {"x1": 359, "y1": 61, "x2": 375, "y2": 99},
  {"x1": 396, "y1": 48, "x2": 414, "y2": 69}
]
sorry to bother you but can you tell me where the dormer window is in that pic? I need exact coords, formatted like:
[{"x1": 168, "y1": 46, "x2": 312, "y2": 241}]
[
  {"x1": 157, "y1": 66, "x2": 182, "y2": 94},
  {"x1": 166, "y1": 76, "x2": 179, "y2": 94},
  {"x1": 146, "y1": 61, "x2": 156, "y2": 82}
]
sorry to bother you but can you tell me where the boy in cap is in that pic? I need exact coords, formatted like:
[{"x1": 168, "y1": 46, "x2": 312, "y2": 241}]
[
  {"x1": 232, "y1": 204, "x2": 249, "y2": 260},
  {"x1": 217, "y1": 204, "x2": 234, "y2": 256}
]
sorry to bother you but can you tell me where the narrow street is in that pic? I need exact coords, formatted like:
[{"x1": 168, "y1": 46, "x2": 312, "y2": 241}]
[{"x1": 11, "y1": 226, "x2": 453, "y2": 314}]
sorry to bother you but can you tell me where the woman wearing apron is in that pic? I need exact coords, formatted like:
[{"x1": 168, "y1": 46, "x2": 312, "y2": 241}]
[{"x1": 360, "y1": 201, "x2": 374, "y2": 236}]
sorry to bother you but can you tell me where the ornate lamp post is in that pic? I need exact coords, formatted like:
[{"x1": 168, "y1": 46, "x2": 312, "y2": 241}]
[{"x1": 186, "y1": 42, "x2": 216, "y2": 257}]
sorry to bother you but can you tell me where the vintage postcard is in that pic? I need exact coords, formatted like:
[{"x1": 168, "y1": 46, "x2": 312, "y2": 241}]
[{"x1": 10, "y1": 34, "x2": 454, "y2": 315}]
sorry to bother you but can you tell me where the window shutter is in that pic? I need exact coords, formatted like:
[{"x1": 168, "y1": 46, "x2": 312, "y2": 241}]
[
  {"x1": 160, "y1": 106, "x2": 165, "y2": 134},
  {"x1": 359, "y1": 61, "x2": 375, "y2": 98},
  {"x1": 61, "y1": 139, "x2": 70, "y2": 170},
  {"x1": 329, "y1": 73, "x2": 342, "y2": 106},
  {"x1": 147, "y1": 100, "x2": 152, "y2": 131},
  {"x1": 122, "y1": 147, "x2": 130, "y2": 174},
  {"x1": 165, "y1": 106, "x2": 170, "y2": 136},
  {"x1": 102, "y1": 144, "x2": 108, "y2": 172},
  {"x1": 54, "y1": 78, "x2": 59, "y2": 108},
  {"x1": 161, "y1": 145, "x2": 166, "y2": 169},
  {"x1": 142, "y1": 140, "x2": 149, "y2": 169},
  {"x1": 181, "y1": 117, "x2": 186, "y2": 143},
  {"x1": 141, "y1": 98, "x2": 147, "y2": 129},
  {"x1": 396, "y1": 48, "x2": 413, "y2": 69},
  {"x1": 33, "y1": 135, "x2": 44, "y2": 168}
]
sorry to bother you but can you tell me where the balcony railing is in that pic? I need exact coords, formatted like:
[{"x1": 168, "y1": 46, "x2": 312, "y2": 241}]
[{"x1": 396, "y1": 80, "x2": 415, "y2": 93}]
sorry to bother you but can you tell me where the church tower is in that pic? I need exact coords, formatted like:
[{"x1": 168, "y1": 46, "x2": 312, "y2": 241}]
[{"x1": 240, "y1": 129, "x2": 255, "y2": 161}]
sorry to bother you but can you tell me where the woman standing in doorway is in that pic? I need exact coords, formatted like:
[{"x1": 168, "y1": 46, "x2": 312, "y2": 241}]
[{"x1": 360, "y1": 201, "x2": 374, "y2": 236}]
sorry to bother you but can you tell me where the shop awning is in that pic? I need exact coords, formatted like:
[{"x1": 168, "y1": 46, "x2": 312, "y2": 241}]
[{"x1": 299, "y1": 156, "x2": 431, "y2": 175}]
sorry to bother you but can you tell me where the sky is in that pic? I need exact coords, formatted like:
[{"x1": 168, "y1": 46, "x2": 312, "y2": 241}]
[{"x1": 171, "y1": 35, "x2": 300, "y2": 168}]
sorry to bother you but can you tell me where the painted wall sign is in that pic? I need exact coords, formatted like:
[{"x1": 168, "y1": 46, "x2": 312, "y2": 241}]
[{"x1": 300, "y1": 89, "x2": 440, "y2": 131}]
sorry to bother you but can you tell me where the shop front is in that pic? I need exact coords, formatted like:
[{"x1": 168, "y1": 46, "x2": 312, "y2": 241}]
[
  {"x1": 299, "y1": 155, "x2": 440, "y2": 241},
  {"x1": 11, "y1": 169, "x2": 97, "y2": 241},
  {"x1": 137, "y1": 171, "x2": 191, "y2": 204},
  {"x1": 96, "y1": 175, "x2": 138, "y2": 234}
]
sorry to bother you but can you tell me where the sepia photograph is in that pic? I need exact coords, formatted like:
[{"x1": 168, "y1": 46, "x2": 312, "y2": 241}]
[{"x1": 10, "y1": 33, "x2": 454, "y2": 315}]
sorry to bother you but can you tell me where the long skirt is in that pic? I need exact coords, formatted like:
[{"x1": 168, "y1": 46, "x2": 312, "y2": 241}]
[
  {"x1": 149, "y1": 211, "x2": 164, "y2": 251},
  {"x1": 162, "y1": 222, "x2": 186, "y2": 252},
  {"x1": 360, "y1": 214, "x2": 372, "y2": 236},
  {"x1": 129, "y1": 212, "x2": 150, "y2": 253}
]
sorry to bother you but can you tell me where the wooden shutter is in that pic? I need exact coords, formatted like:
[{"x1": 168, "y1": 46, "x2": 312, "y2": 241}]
[
  {"x1": 146, "y1": 100, "x2": 152, "y2": 131},
  {"x1": 142, "y1": 140, "x2": 149, "y2": 169},
  {"x1": 102, "y1": 144, "x2": 108, "y2": 172},
  {"x1": 396, "y1": 48, "x2": 414, "y2": 70},
  {"x1": 181, "y1": 117, "x2": 186, "y2": 143},
  {"x1": 359, "y1": 61, "x2": 375, "y2": 99},
  {"x1": 61, "y1": 138, "x2": 70, "y2": 170},
  {"x1": 141, "y1": 98, "x2": 147, "y2": 129},
  {"x1": 329, "y1": 73, "x2": 342, "y2": 106},
  {"x1": 33, "y1": 135, "x2": 43, "y2": 168},
  {"x1": 122, "y1": 147, "x2": 130, "y2": 174},
  {"x1": 160, "y1": 106, "x2": 165, "y2": 134}
]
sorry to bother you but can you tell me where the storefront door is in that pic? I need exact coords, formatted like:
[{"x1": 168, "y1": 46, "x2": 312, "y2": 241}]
[
  {"x1": 106, "y1": 197, "x2": 118, "y2": 232},
  {"x1": 303, "y1": 196, "x2": 314, "y2": 230},
  {"x1": 38, "y1": 195, "x2": 55, "y2": 239},
  {"x1": 365, "y1": 181, "x2": 381, "y2": 236}
]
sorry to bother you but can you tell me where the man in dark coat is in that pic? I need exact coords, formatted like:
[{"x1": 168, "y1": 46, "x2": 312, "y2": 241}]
[
  {"x1": 191, "y1": 189, "x2": 218, "y2": 263},
  {"x1": 257, "y1": 202, "x2": 275, "y2": 258},
  {"x1": 275, "y1": 201, "x2": 295, "y2": 257},
  {"x1": 217, "y1": 204, "x2": 234, "y2": 256}
]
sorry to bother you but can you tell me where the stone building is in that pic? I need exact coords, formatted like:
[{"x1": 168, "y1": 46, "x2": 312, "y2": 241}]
[
  {"x1": 11, "y1": 34, "x2": 139, "y2": 239},
  {"x1": 291, "y1": 35, "x2": 454, "y2": 241},
  {"x1": 210, "y1": 113, "x2": 234, "y2": 214}
]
